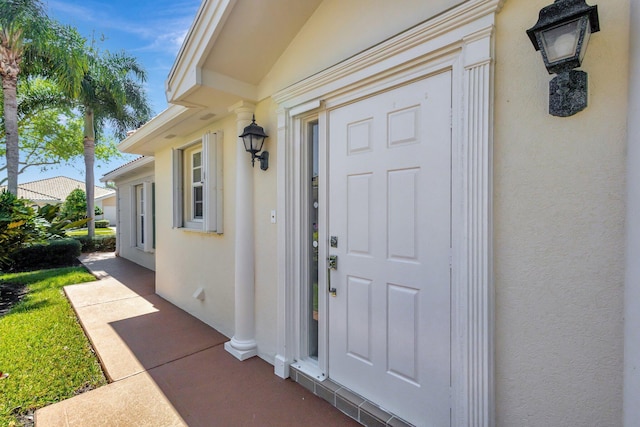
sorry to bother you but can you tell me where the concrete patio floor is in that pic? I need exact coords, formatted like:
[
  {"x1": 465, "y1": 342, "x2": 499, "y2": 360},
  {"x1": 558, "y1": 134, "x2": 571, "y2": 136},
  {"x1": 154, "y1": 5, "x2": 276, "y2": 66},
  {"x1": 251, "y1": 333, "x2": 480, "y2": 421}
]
[{"x1": 35, "y1": 253, "x2": 360, "y2": 426}]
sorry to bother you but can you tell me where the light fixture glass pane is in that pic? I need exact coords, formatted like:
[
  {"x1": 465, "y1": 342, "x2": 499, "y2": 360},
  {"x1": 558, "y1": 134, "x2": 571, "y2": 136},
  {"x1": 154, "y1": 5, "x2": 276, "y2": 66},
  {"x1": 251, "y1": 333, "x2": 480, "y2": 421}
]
[
  {"x1": 253, "y1": 137, "x2": 264, "y2": 153},
  {"x1": 541, "y1": 18, "x2": 581, "y2": 63},
  {"x1": 579, "y1": 21, "x2": 592, "y2": 63}
]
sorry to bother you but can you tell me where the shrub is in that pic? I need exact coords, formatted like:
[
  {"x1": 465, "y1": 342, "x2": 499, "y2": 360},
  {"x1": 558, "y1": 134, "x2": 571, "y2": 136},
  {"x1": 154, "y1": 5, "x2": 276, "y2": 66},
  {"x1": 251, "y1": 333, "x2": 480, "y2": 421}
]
[
  {"x1": 95, "y1": 219, "x2": 110, "y2": 228},
  {"x1": 72, "y1": 235, "x2": 116, "y2": 252},
  {"x1": 7, "y1": 239, "x2": 81, "y2": 271},
  {"x1": 0, "y1": 190, "x2": 37, "y2": 268},
  {"x1": 61, "y1": 188, "x2": 87, "y2": 221},
  {"x1": 35, "y1": 203, "x2": 90, "y2": 239}
]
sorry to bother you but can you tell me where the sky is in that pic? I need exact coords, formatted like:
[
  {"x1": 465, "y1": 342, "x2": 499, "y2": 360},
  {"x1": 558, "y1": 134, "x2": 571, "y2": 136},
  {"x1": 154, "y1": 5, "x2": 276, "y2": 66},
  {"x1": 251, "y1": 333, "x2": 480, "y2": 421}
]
[{"x1": 9, "y1": 0, "x2": 202, "y2": 185}]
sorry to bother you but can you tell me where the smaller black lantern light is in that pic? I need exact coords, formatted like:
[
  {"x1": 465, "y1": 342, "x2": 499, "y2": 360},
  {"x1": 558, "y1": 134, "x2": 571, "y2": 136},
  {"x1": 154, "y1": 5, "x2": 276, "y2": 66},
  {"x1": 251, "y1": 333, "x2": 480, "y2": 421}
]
[
  {"x1": 239, "y1": 115, "x2": 269, "y2": 170},
  {"x1": 526, "y1": 0, "x2": 600, "y2": 117}
]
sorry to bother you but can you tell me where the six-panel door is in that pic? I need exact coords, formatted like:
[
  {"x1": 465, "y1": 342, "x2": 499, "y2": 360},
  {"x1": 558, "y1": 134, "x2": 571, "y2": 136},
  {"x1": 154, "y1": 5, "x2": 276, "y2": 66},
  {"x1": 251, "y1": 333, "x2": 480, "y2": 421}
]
[{"x1": 328, "y1": 71, "x2": 453, "y2": 427}]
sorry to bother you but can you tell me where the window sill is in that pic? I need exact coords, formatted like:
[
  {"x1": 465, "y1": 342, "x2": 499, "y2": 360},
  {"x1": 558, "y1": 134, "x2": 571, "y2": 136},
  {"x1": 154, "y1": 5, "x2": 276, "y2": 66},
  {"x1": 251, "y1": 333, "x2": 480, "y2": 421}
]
[
  {"x1": 175, "y1": 226, "x2": 222, "y2": 235},
  {"x1": 135, "y1": 246, "x2": 155, "y2": 254}
]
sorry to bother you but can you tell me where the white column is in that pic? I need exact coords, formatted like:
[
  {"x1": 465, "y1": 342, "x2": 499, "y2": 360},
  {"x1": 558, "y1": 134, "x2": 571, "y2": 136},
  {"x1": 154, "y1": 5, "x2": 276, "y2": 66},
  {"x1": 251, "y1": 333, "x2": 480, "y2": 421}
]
[
  {"x1": 225, "y1": 101, "x2": 258, "y2": 361},
  {"x1": 625, "y1": 1, "x2": 640, "y2": 425}
]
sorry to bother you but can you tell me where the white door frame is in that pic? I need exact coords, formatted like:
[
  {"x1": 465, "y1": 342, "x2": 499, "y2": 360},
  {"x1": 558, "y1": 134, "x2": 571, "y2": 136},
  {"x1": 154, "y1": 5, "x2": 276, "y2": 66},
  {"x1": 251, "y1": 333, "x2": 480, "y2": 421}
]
[{"x1": 274, "y1": 1, "x2": 502, "y2": 425}]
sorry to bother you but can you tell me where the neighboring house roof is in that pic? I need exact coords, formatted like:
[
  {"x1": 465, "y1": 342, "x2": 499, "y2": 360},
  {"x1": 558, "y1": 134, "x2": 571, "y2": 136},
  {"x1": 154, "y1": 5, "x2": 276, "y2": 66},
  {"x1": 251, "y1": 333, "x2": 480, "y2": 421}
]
[{"x1": 1, "y1": 176, "x2": 115, "y2": 203}]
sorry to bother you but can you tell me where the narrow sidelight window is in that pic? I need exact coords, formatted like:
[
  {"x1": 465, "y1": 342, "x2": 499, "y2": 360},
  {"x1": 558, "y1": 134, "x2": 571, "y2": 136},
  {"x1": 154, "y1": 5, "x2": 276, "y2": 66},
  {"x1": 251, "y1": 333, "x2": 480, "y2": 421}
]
[{"x1": 308, "y1": 121, "x2": 319, "y2": 360}]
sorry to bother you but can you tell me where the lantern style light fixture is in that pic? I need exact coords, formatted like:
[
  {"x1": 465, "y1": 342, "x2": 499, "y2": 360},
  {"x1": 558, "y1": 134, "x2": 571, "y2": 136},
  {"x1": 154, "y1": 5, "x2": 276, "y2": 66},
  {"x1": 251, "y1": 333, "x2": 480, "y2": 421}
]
[
  {"x1": 526, "y1": 0, "x2": 600, "y2": 117},
  {"x1": 239, "y1": 115, "x2": 269, "y2": 170}
]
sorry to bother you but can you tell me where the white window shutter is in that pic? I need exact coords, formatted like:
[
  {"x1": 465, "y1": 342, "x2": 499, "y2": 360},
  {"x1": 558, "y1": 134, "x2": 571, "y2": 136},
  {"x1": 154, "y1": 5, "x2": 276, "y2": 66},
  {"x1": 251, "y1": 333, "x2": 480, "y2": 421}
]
[
  {"x1": 129, "y1": 184, "x2": 137, "y2": 248},
  {"x1": 215, "y1": 131, "x2": 224, "y2": 233},
  {"x1": 143, "y1": 181, "x2": 154, "y2": 252},
  {"x1": 172, "y1": 148, "x2": 183, "y2": 228},
  {"x1": 203, "y1": 132, "x2": 224, "y2": 233}
]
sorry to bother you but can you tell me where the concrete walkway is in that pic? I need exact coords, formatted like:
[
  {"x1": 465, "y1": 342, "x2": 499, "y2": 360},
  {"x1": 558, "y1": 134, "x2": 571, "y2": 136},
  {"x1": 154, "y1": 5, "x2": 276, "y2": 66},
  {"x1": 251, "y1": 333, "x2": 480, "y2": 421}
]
[{"x1": 35, "y1": 253, "x2": 359, "y2": 427}]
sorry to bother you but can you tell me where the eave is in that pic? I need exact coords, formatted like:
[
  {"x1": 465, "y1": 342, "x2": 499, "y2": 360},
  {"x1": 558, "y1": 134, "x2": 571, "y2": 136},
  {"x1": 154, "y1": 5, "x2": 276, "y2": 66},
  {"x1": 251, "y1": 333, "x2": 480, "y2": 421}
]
[
  {"x1": 122, "y1": 0, "x2": 320, "y2": 155},
  {"x1": 165, "y1": 0, "x2": 321, "y2": 113},
  {"x1": 117, "y1": 105, "x2": 216, "y2": 155},
  {"x1": 101, "y1": 156, "x2": 155, "y2": 182}
]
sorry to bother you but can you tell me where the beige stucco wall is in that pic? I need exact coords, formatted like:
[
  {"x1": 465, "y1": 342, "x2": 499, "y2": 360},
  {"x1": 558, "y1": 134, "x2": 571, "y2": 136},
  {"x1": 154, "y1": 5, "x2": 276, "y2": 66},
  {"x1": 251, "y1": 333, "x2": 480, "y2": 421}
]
[
  {"x1": 153, "y1": 106, "x2": 281, "y2": 360},
  {"x1": 625, "y1": 1, "x2": 640, "y2": 425},
  {"x1": 251, "y1": 98, "x2": 279, "y2": 361},
  {"x1": 154, "y1": 115, "x2": 236, "y2": 339},
  {"x1": 260, "y1": 0, "x2": 461, "y2": 98},
  {"x1": 494, "y1": 1, "x2": 628, "y2": 426},
  {"x1": 112, "y1": 174, "x2": 155, "y2": 271}
]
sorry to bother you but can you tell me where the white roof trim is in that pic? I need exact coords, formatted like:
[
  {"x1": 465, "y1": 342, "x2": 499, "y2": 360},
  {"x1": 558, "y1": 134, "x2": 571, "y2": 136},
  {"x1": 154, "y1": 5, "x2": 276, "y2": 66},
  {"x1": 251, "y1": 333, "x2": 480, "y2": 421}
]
[
  {"x1": 165, "y1": 0, "x2": 237, "y2": 105},
  {"x1": 101, "y1": 156, "x2": 155, "y2": 182},
  {"x1": 117, "y1": 104, "x2": 199, "y2": 155}
]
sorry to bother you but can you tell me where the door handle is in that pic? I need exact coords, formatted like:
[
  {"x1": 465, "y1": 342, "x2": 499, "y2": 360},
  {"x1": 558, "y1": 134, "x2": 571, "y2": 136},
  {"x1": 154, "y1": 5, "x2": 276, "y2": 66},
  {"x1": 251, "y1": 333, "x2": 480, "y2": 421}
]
[{"x1": 328, "y1": 255, "x2": 338, "y2": 297}]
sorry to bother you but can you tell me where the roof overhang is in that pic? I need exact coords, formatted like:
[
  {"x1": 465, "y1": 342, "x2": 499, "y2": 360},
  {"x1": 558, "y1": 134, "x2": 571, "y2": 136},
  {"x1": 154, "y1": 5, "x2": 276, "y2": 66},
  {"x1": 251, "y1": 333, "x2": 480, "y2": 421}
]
[
  {"x1": 166, "y1": 0, "x2": 321, "y2": 110},
  {"x1": 101, "y1": 156, "x2": 155, "y2": 182},
  {"x1": 95, "y1": 192, "x2": 117, "y2": 202},
  {"x1": 120, "y1": 0, "x2": 321, "y2": 155},
  {"x1": 117, "y1": 104, "x2": 215, "y2": 155}
]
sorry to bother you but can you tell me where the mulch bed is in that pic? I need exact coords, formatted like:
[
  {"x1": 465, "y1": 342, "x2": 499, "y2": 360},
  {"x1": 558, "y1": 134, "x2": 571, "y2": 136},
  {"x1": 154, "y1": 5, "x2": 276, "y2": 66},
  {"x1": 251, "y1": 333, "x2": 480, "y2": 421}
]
[{"x1": 0, "y1": 282, "x2": 28, "y2": 317}]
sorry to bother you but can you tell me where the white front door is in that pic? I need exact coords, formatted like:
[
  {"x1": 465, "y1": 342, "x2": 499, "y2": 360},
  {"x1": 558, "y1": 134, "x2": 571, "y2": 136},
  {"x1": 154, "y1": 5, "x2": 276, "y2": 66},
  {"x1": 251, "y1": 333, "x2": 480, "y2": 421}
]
[{"x1": 328, "y1": 71, "x2": 452, "y2": 426}]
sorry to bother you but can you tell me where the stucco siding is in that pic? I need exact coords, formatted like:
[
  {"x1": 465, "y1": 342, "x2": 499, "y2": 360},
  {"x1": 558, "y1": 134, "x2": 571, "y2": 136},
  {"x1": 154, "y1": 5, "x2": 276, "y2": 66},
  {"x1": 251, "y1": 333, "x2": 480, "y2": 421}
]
[
  {"x1": 625, "y1": 0, "x2": 640, "y2": 425},
  {"x1": 153, "y1": 115, "x2": 235, "y2": 342},
  {"x1": 260, "y1": 0, "x2": 461, "y2": 98},
  {"x1": 493, "y1": 1, "x2": 627, "y2": 426},
  {"x1": 112, "y1": 174, "x2": 155, "y2": 271}
]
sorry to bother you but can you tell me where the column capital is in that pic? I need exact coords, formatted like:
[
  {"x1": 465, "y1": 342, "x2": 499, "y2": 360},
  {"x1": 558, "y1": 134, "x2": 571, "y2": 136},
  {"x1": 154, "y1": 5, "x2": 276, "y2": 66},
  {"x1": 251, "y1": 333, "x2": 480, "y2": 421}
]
[{"x1": 228, "y1": 100, "x2": 256, "y2": 118}]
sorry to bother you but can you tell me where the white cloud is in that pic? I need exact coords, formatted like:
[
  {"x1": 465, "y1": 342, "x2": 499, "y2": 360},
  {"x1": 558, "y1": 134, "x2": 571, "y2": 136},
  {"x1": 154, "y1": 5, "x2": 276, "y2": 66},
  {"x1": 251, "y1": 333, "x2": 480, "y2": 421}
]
[
  {"x1": 47, "y1": 0, "x2": 199, "y2": 56},
  {"x1": 46, "y1": 0, "x2": 200, "y2": 114}
]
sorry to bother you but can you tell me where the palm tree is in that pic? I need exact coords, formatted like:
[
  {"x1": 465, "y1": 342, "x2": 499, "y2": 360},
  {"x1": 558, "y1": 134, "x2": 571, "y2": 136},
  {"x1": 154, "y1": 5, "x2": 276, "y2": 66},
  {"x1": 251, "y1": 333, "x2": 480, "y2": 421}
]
[
  {"x1": 0, "y1": 77, "x2": 84, "y2": 183},
  {"x1": 76, "y1": 49, "x2": 151, "y2": 239},
  {"x1": 0, "y1": 0, "x2": 46, "y2": 195},
  {"x1": 0, "y1": 0, "x2": 85, "y2": 194}
]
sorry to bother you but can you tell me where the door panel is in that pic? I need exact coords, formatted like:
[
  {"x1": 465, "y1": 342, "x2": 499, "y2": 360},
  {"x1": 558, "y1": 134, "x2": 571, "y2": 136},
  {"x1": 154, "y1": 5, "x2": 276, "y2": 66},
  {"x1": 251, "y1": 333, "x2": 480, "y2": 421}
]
[{"x1": 328, "y1": 71, "x2": 452, "y2": 427}]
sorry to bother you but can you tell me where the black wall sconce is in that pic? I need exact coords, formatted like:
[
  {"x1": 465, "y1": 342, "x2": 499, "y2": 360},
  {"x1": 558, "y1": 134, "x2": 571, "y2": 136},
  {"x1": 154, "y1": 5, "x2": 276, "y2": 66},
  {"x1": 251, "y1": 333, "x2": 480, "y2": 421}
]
[
  {"x1": 526, "y1": 0, "x2": 600, "y2": 117},
  {"x1": 239, "y1": 115, "x2": 269, "y2": 171}
]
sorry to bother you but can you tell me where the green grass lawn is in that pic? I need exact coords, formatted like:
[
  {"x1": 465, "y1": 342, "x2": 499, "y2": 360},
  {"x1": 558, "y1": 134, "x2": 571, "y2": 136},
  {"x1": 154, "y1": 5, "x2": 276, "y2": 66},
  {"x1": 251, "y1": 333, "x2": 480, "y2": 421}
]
[
  {"x1": 0, "y1": 268, "x2": 107, "y2": 426},
  {"x1": 66, "y1": 228, "x2": 115, "y2": 236}
]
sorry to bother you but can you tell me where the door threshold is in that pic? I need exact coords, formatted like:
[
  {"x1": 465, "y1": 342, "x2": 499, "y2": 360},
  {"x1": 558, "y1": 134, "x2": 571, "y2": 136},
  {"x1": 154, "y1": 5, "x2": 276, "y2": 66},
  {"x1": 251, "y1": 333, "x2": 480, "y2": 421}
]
[{"x1": 289, "y1": 365, "x2": 414, "y2": 427}]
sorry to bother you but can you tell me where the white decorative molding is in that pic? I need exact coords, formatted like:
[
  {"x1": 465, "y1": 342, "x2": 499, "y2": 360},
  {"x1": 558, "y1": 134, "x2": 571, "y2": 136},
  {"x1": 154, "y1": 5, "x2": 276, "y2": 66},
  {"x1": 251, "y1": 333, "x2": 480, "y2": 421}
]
[
  {"x1": 451, "y1": 38, "x2": 495, "y2": 426},
  {"x1": 274, "y1": 1, "x2": 498, "y2": 425},
  {"x1": 166, "y1": 0, "x2": 235, "y2": 104},
  {"x1": 273, "y1": 0, "x2": 504, "y2": 109},
  {"x1": 275, "y1": 106, "x2": 297, "y2": 378}
]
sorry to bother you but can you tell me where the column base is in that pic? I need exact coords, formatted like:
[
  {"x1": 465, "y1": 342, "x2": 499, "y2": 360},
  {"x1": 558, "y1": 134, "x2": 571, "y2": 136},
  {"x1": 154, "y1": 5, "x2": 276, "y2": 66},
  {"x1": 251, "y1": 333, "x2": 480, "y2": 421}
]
[{"x1": 224, "y1": 340, "x2": 257, "y2": 361}]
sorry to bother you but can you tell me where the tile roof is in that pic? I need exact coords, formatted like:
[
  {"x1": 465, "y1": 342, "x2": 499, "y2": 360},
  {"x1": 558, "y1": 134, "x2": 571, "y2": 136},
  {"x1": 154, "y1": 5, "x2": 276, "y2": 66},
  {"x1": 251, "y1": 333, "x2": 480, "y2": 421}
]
[
  {"x1": 101, "y1": 156, "x2": 154, "y2": 182},
  {"x1": 102, "y1": 156, "x2": 148, "y2": 177},
  {"x1": 1, "y1": 176, "x2": 115, "y2": 202}
]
